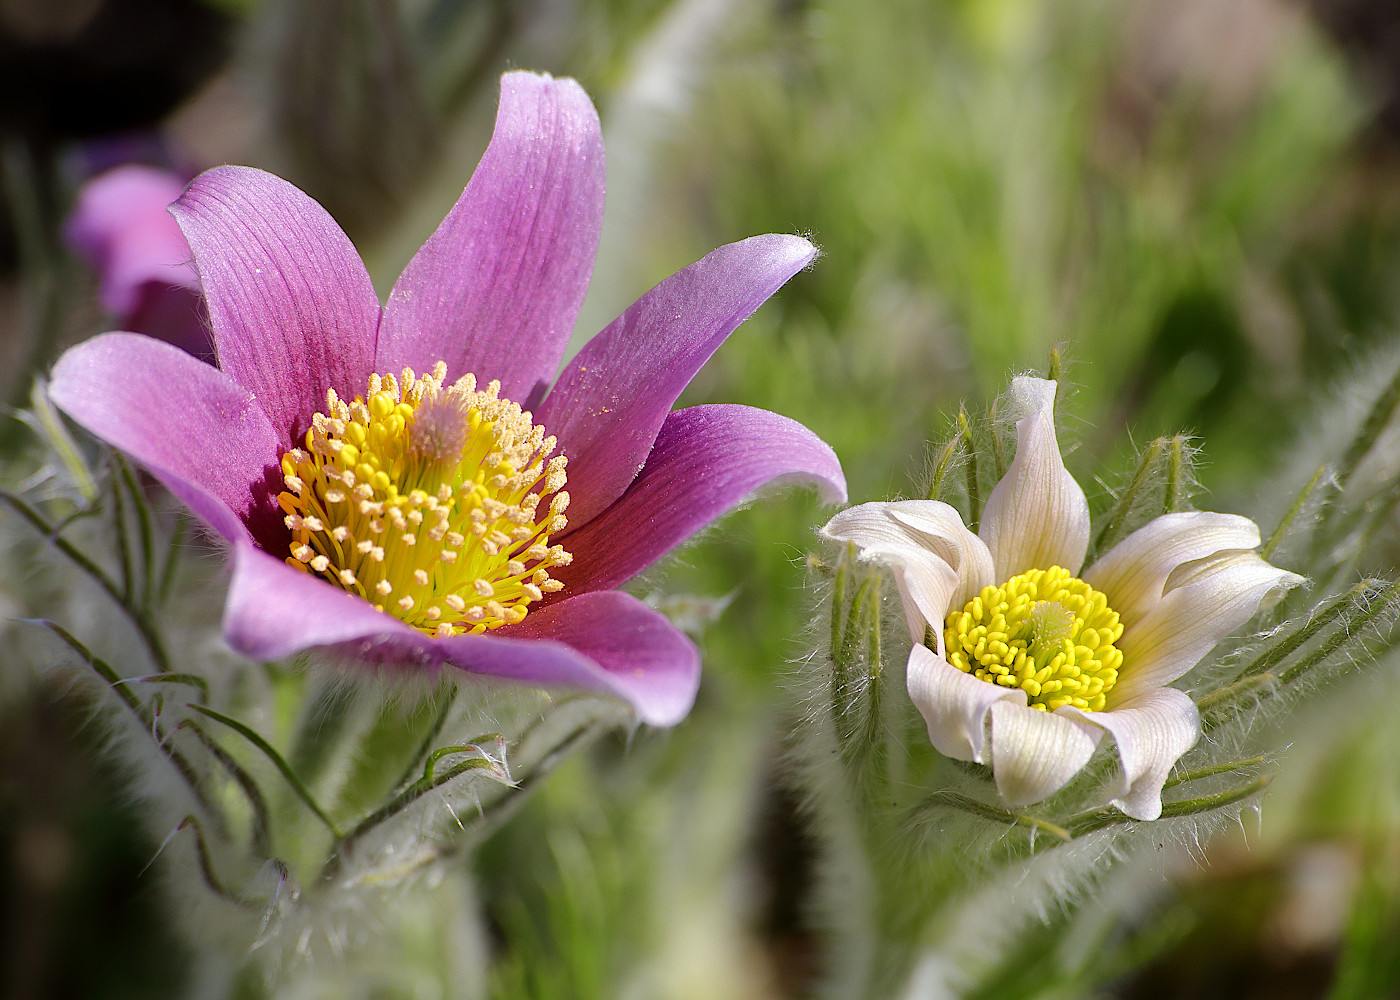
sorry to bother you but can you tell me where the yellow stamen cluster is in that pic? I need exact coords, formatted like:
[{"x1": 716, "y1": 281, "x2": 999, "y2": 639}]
[
  {"x1": 943, "y1": 566, "x2": 1123, "y2": 711},
  {"x1": 278, "y1": 362, "x2": 571, "y2": 637}
]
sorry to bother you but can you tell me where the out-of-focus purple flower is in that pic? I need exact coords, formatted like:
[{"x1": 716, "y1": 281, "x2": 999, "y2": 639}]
[
  {"x1": 48, "y1": 72, "x2": 846, "y2": 726},
  {"x1": 64, "y1": 164, "x2": 212, "y2": 361}
]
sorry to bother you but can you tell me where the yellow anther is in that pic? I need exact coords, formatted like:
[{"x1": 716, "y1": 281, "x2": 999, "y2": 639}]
[
  {"x1": 277, "y1": 362, "x2": 570, "y2": 636},
  {"x1": 943, "y1": 566, "x2": 1124, "y2": 712}
]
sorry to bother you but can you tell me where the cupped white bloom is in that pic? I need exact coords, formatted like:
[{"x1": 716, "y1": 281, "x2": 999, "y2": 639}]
[{"x1": 822, "y1": 376, "x2": 1302, "y2": 820}]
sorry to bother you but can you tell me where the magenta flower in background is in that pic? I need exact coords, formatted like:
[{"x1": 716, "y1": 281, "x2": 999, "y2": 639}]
[
  {"x1": 63, "y1": 164, "x2": 213, "y2": 361},
  {"x1": 47, "y1": 71, "x2": 846, "y2": 726}
]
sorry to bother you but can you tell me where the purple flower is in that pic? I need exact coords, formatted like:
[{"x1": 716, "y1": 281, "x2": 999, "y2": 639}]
[
  {"x1": 47, "y1": 72, "x2": 846, "y2": 726},
  {"x1": 63, "y1": 164, "x2": 213, "y2": 361}
]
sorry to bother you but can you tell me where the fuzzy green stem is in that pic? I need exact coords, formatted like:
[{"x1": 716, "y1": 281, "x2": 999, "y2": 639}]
[
  {"x1": 1199, "y1": 673, "x2": 1279, "y2": 725},
  {"x1": 158, "y1": 510, "x2": 188, "y2": 606},
  {"x1": 1094, "y1": 438, "x2": 1166, "y2": 553},
  {"x1": 1164, "y1": 435, "x2": 1189, "y2": 515},
  {"x1": 386, "y1": 682, "x2": 460, "y2": 794},
  {"x1": 114, "y1": 672, "x2": 209, "y2": 702},
  {"x1": 189, "y1": 704, "x2": 343, "y2": 838},
  {"x1": 30, "y1": 619, "x2": 219, "y2": 825},
  {"x1": 988, "y1": 396, "x2": 1007, "y2": 480},
  {"x1": 1161, "y1": 755, "x2": 1270, "y2": 790},
  {"x1": 926, "y1": 435, "x2": 960, "y2": 502},
  {"x1": 176, "y1": 815, "x2": 255, "y2": 907},
  {"x1": 115, "y1": 455, "x2": 157, "y2": 608},
  {"x1": 959, "y1": 406, "x2": 981, "y2": 527},
  {"x1": 1, "y1": 489, "x2": 171, "y2": 672},
  {"x1": 109, "y1": 460, "x2": 136, "y2": 603},
  {"x1": 1276, "y1": 580, "x2": 1400, "y2": 685},
  {"x1": 1261, "y1": 465, "x2": 1326, "y2": 561},
  {"x1": 182, "y1": 720, "x2": 275, "y2": 858},
  {"x1": 1066, "y1": 775, "x2": 1271, "y2": 836},
  {"x1": 1231, "y1": 580, "x2": 1376, "y2": 684},
  {"x1": 924, "y1": 789, "x2": 1072, "y2": 841}
]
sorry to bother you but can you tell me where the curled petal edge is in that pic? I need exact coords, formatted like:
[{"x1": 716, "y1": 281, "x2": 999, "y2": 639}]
[
  {"x1": 979, "y1": 376, "x2": 1090, "y2": 579},
  {"x1": 1061, "y1": 687, "x2": 1202, "y2": 821}
]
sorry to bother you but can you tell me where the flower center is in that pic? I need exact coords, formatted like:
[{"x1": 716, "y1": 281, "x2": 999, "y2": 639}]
[
  {"x1": 942, "y1": 566, "x2": 1123, "y2": 711},
  {"x1": 277, "y1": 362, "x2": 571, "y2": 638}
]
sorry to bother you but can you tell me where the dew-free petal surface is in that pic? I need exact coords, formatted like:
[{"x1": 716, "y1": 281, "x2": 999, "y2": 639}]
[
  {"x1": 171, "y1": 166, "x2": 380, "y2": 445},
  {"x1": 907, "y1": 643, "x2": 1027, "y2": 764},
  {"x1": 1063, "y1": 687, "x2": 1201, "y2": 821},
  {"x1": 540, "y1": 235, "x2": 818, "y2": 527},
  {"x1": 1084, "y1": 511, "x2": 1261, "y2": 626},
  {"x1": 1112, "y1": 551, "x2": 1303, "y2": 704},
  {"x1": 979, "y1": 377, "x2": 1090, "y2": 578},
  {"x1": 555, "y1": 403, "x2": 845, "y2": 595},
  {"x1": 989, "y1": 699, "x2": 1101, "y2": 806},
  {"x1": 378, "y1": 72, "x2": 604, "y2": 402},
  {"x1": 49, "y1": 332, "x2": 282, "y2": 546}
]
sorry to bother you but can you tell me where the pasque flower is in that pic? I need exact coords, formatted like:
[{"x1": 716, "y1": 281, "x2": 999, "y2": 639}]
[
  {"x1": 64, "y1": 164, "x2": 212, "y2": 361},
  {"x1": 48, "y1": 72, "x2": 846, "y2": 727},
  {"x1": 822, "y1": 377, "x2": 1298, "y2": 818}
]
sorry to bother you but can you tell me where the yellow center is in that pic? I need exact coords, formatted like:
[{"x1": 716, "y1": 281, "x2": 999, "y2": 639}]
[
  {"x1": 277, "y1": 362, "x2": 571, "y2": 638},
  {"x1": 943, "y1": 566, "x2": 1123, "y2": 711}
]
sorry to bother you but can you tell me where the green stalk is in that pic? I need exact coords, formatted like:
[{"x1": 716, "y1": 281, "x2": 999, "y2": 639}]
[
  {"x1": 116, "y1": 455, "x2": 157, "y2": 608},
  {"x1": 189, "y1": 704, "x2": 343, "y2": 838},
  {"x1": 1261, "y1": 464, "x2": 1326, "y2": 561},
  {"x1": 31, "y1": 620, "x2": 220, "y2": 825},
  {"x1": 1, "y1": 489, "x2": 171, "y2": 672},
  {"x1": 1093, "y1": 438, "x2": 1165, "y2": 553},
  {"x1": 959, "y1": 406, "x2": 981, "y2": 527}
]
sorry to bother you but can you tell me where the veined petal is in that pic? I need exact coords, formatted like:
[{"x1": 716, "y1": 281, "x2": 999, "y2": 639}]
[
  {"x1": 1083, "y1": 511, "x2": 1261, "y2": 627},
  {"x1": 539, "y1": 234, "x2": 818, "y2": 528},
  {"x1": 171, "y1": 166, "x2": 380, "y2": 445},
  {"x1": 1111, "y1": 550, "x2": 1303, "y2": 704},
  {"x1": 887, "y1": 501, "x2": 997, "y2": 609},
  {"x1": 553, "y1": 404, "x2": 845, "y2": 595},
  {"x1": 989, "y1": 699, "x2": 1101, "y2": 806},
  {"x1": 1062, "y1": 687, "x2": 1200, "y2": 821},
  {"x1": 223, "y1": 544, "x2": 419, "y2": 657},
  {"x1": 821, "y1": 501, "x2": 978, "y2": 640},
  {"x1": 979, "y1": 377, "x2": 1090, "y2": 578},
  {"x1": 850, "y1": 541, "x2": 959, "y2": 642},
  {"x1": 378, "y1": 72, "x2": 604, "y2": 402},
  {"x1": 49, "y1": 333, "x2": 281, "y2": 547},
  {"x1": 907, "y1": 643, "x2": 1027, "y2": 763},
  {"x1": 494, "y1": 591, "x2": 700, "y2": 726},
  {"x1": 224, "y1": 551, "x2": 700, "y2": 726}
]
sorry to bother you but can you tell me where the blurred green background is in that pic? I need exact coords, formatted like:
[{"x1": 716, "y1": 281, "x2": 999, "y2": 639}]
[{"x1": 4, "y1": 0, "x2": 1400, "y2": 996}]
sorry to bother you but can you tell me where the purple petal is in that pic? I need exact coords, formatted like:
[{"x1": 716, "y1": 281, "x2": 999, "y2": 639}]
[
  {"x1": 539, "y1": 234, "x2": 818, "y2": 528},
  {"x1": 48, "y1": 333, "x2": 283, "y2": 547},
  {"x1": 554, "y1": 404, "x2": 846, "y2": 595},
  {"x1": 476, "y1": 590, "x2": 700, "y2": 726},
  {"x1": 223, "y1": 548, "x2": 699, "y2": 726},
  {"x1": 171, "y1": 166, "x2": 380, "y2": 445},
  {"x1": 224, "y1": 544, "x2": 405, "y2": 654},
  {"x1": 377, "y1": 72, "x2": 605, "y2": 401},
  {"x1": 63, "y1": 165, "x2": 196, "y2": 316}
]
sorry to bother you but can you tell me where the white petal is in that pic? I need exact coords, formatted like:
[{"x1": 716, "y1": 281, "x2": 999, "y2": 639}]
[
  {"x1": 1061, "y1": 688, "x2": 1200, "y2": 821},
  {"x1": 1083, "y1": 511, "x2": 1261, "y2": 626},
  {"x1": 979, "y1": 377, "x2": 1090, "y2": 578},
  {"x1": 821, "y1": 500, "x2": 928, "y2": 550},
  {"x1": 907, "y1": 643, "x2": 1026, "y2": 764},
  {"x1": 988, "y1": 699, "x2": 1101, "y2": 806},
  {"x1": 1111, "y1": 551, "x2": 1304, "y2": 704},
  {"x1": 859, "y1": 542, "x2": 960, "y2": 641},
  {"x1": 887, "y1": 500, "x2": 996, "y2": 609},
  {"x1": 823, "y1": 501, "x2": 968, "y2": 641}
]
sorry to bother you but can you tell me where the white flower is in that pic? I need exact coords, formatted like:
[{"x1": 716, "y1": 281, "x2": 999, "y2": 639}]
[{"x1": 822, "y1": 377, "x2": 1301, "y2": 820}]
